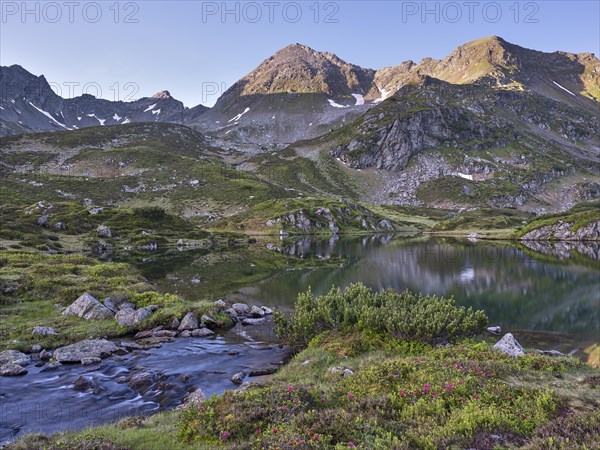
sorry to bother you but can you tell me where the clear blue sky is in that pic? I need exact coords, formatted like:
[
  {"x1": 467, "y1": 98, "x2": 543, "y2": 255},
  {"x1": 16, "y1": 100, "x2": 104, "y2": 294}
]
[{"x1": 1, "y1": 1, "x2": 599, "y2": 106}]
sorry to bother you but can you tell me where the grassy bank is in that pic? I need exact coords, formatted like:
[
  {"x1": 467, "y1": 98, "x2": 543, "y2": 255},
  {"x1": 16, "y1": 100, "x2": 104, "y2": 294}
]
[{"x1": 8, "y1": 285, "x2": 599, "y2": 449}]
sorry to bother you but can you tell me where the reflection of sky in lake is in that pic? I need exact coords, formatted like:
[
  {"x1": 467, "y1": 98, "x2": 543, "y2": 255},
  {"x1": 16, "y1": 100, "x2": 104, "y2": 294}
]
[
  {"x1": 131, "y1": 236, "x2": 599, "y2": 341},
  {"x1": 233, "y1": 238, "x2": 600, "y2": 340}
]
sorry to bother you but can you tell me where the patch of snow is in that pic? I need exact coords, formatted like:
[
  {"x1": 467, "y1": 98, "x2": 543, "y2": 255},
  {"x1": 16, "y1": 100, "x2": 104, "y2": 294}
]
[
  {"x1": 0, "y1": 106, "x2": 4, "y2": 110},
  {"x1": 144, "y1": 103, "x2": 157, "y2": 112},
  {"x1": 10, "y1": 99, "x2": 15, "y2": 104},
  {"x1": 456, "y1": 173, "x2": 473, "y2": 181},
  {"x1": 77, "y1": 117, "x2": 82, "y2": 121},
  {"x1": 113, "y1": 113, "x2": 122, "y2": 121},
  {"x1": 225, "y1": 130, "x2": 233, "y2": 135},
  {"x1": 328, "y1": 99, "x2": 348, "y2": 108},
  {"x1": 373, "y1": 87, "x2": 392, "y2": 104},
  {"x1": 59, "y1": 111, "x2": 65, "y2": 118},
  {"x1": 87, "y1": 113, "x2": 105, "y2": 125},
  {"x1": 29, "y1": 102, "x2": 70, "y2": 129},
  {"x1": 351, "y1": 93, "x2": 365, "y2": 106},
  {"x1": 215, "y1": 121, "x2": 220, "y2": 124},
  {"x1": 122, "y1": 118, "x2": 131, "y2": 124},
  {"x1": 228, "y1": 107, "x2": 250, "y2": 123},
  {"x1": 152, "y1": 109, "x2": 161, "y2": 115},
  {"x1": 272, "y1": 116, "x2": 276, "y2": 119},
  {"x1": 552, "y1": 80, "x2": 576, "y2": 96},
  {"x1": 18, "y1": 120, "x2": 22, "y2": 124},
  {"x1": 309, "y1": 123, "x2": 313, "y2": 126}
]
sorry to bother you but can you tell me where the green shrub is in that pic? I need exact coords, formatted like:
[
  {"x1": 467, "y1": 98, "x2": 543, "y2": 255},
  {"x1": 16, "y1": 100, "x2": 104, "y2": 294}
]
[
  {"x1": 130, "y1": 292, "x2": 183, "y2": 308},
  {"x1": 275, "y1": 283, "x2": 488, "y2": 349}
]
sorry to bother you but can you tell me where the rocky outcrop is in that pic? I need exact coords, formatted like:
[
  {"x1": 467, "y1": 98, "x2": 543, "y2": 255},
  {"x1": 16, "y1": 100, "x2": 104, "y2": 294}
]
[
  {"x1": 266, "y1": 203, "x2": 394, "y2": 235},
  {"x1": 62, "y1": 293, "x2": 115, "y2": 320},
  {"x1": 54, "y1": 339, "x2": 119, "y2": 363},
  {"x1": 332, "y1": 103, "x2": 502, "y2": 171},
  {"x1": 520, "y1": 220, "x2": 600, "y2": 241},
  {"x1": 520, "y1": 240, "x2": 600, "y2": 261}
]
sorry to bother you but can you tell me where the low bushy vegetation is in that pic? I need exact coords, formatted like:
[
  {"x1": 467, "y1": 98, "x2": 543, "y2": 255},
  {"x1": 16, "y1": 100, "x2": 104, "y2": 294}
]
[{"x1": 274, "y1": 284, "x2": 488, "y2": 350}]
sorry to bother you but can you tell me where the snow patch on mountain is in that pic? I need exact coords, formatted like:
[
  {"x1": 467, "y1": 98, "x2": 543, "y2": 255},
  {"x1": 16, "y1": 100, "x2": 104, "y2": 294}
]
[
  {"x1": 87, "y1": 113, "x2": 106, "y2": 125},
  {"x1": 28, "y1": 102, "x2": 70, "y2": 129},
  {"x1": 351, "y1": 94, "x2": 365, "y2": 106},
  {"x1": 552, "y1": 80, "x2": 576, "y2": 96},
  {"x1": 373, "y1": 88, "x2": 392, "y2": 104},
  {"x1": 113, "y1": 113, "x2": 122, "y2": 121},
  {"x1": 456, "y1": 172, "x2": 474, "y2": 181},
  {"x1": 228, "y1": 107, "x2": 250, "y2": 123},
  {"x1": 144, "y1": 103, "x2": 158, "y2": 112},
  {"x1": 328, "y1": 99, "x2": 348, "y2": 108}
]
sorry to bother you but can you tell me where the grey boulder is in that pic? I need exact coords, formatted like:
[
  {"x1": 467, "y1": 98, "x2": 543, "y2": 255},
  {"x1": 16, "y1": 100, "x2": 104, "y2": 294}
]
[
  {"x1": 54, "y1": 339, "x2": 119, "y2": 363},
  {"x1": 0, "y1": 350, "x2": 30, "y2": 366},
  {"x1": 191, "y1": 328, "x2": 214, "y2": 338},
  {"x1": 250, "y1": 306, "x2": 265, "y2": 318},
  {"x1": 493, "y1": 333, "x2": 525, "y2": 357},
  {"x1": 62, "y1": 293, "x2": 115, "y2": 320},
  {"x1": 97, "y1": 225, "x2": 112, "y2": 237},
  {"x1": 0, "y1": 363, "x2": 28, "y2": 376},
  {"x1": 115, "y1": 306, "x2": 157, "y2": 327},
  {"x1": 242, "y1": 318, "x2": 266, "y2": 326},
  {"x1": 231, "y1": 372, "x2": 246, "y2": 384},
  {"x1": 178, "y1": 312, "x2": 199, "y2": 331},
  {"x1": 176, "y1": 388, "x2": 206, "y2": 410},
  {"x1": 232, "y1": 303, "x2": 250, "y2": 315},
  {"x1": 32, "y1": 326, "x2": 58, "y2": 335}
]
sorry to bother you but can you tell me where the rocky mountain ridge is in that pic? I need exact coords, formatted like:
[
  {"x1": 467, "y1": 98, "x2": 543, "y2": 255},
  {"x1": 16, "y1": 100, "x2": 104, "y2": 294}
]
[{"x1": 0, "y1": 65, "x2": 208, "y2": 137}]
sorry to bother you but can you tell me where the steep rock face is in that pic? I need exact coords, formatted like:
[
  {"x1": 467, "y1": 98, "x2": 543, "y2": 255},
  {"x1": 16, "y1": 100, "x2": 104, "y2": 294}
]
[
  {"x1": 333, "y1": 104, "x2": 499, "y2": 171},
  {"x1": 519, "y1": 220, "x2": 600, "y2": 241},
  {"x1": 331, "y1": 78, "x2": 512, "y2": 171}
]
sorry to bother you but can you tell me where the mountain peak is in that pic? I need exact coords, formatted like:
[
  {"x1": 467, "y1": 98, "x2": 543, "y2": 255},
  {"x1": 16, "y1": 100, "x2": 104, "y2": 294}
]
[
  {"x1": 221, "y1": 43, "x2": 376, "y2": 98},
  {"x1": 152, "y1": 90, "x2": 172, "y2": 99}
]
